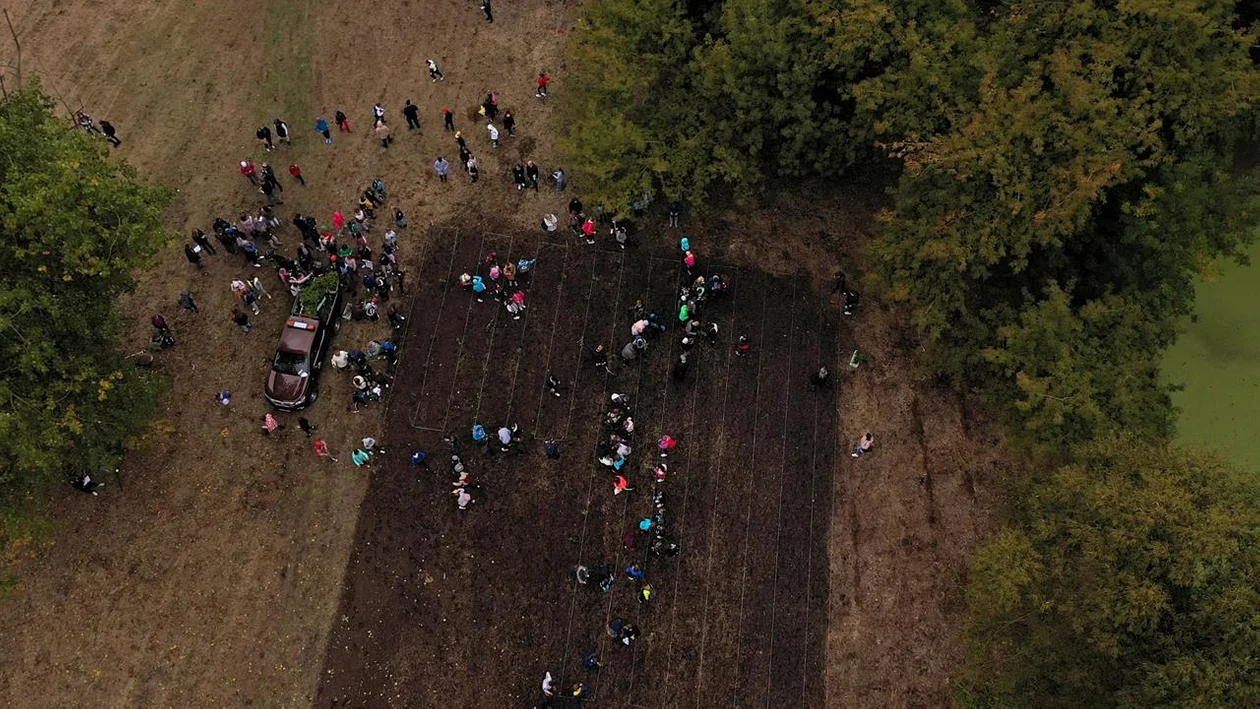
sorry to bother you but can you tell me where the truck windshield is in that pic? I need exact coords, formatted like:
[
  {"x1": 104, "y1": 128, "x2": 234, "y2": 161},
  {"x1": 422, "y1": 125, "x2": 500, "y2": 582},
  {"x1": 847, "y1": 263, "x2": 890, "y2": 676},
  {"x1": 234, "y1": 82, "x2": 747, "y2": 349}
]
[{"x1": 273, "y1": 351, "x2": 309, "y2": 376}]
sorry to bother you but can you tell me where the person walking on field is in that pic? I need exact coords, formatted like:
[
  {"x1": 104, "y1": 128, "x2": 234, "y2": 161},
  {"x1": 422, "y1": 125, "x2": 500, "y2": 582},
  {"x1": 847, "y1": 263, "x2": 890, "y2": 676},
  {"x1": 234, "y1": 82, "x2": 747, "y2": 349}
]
[
  {"x1": 273, "y1": 118, "x2": 291, "y2": 145},
  {"x1": 232, "y1": 307, "x2": 251, "y2": 333},
  {"x1": 288, "y1": 163, "x2": 305, "y2": 186},
  {"x1": 487, "y1": 122, "x2": 500, "y2": 148},
  {"x1": 335, "y1": 110, "x2": 351, "y2": 133},
  {"x1": 192, "y1": 228, "x2": 216, "y2": 255},
  {"x1": 481, "y1": 0, "x2": 493, "y2": 22},
  {"x1": 427, "y1": 59, "x2": 445, "y2": 82},
  {"x1": 443, "y1": 106, "x2": 455, "y2": 131},
  {"x1": 178, "y1": 289, "x2": 199, "y2": 314},
  {"x1": 503, "y1": 111, "x2": 516, "y2": 137},
  {"x1": 314, "y1": 438, "x2": 338, "y2": 462},
  {"x1": 536, "y1": 72, "x2": 550, "y2": 98},
  {"x1": 314, "y1": 116, "x2": 332, "y2": 144},
  {"x1": 256, "y1": 125, "x2": 274, "y2": 151},
  {"x1": 100, "y1": 120, "x2": 121, "y2": 147},
  {"x1": 403, "y1": 100, "x2": 421, "y2": 130},
  {"x1": 513, "y1": 163, "x2": 527, "y2": 191},
  {"x1": 434, "y1": 156, "x2": 450, "y2": 183},
  {"x1": 376, "y1": 121, "x2": 392, "y2": 149},
  {"x1": 184, "y1": 243, "x2": 203, "y2": 270}
]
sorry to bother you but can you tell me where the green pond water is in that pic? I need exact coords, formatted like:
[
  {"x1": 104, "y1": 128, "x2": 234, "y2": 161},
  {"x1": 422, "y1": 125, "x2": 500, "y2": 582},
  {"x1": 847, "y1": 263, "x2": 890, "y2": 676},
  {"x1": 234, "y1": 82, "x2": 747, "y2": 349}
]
[{"x1": 1162, "y1": 241, "x2": 1260, "y2": 473}]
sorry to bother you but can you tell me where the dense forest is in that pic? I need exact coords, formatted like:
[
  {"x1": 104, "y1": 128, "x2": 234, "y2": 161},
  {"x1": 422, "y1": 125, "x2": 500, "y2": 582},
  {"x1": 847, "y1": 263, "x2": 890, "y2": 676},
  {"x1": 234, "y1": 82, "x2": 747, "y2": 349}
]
[{"x1": 561, "y1": 0, "x2": 1260, "y2": 703}]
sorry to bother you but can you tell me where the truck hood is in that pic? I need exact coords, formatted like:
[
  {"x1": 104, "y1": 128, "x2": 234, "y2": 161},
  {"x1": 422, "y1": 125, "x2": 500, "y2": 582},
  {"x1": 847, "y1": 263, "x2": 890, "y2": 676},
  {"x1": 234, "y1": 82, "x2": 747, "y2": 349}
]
[{"x1": 266, "y1": 370, "x2": 310, "y2": 407}]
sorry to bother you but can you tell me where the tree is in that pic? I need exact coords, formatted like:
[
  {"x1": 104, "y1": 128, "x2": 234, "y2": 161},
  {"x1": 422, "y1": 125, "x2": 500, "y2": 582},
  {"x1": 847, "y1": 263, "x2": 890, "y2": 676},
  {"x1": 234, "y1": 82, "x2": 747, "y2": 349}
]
[
  {"x1": 0, "y1": 80, "x2": 171, "y2": 493},
  {"x1": 962, "y1": 439, "x2": 1260, "y2": 706}
]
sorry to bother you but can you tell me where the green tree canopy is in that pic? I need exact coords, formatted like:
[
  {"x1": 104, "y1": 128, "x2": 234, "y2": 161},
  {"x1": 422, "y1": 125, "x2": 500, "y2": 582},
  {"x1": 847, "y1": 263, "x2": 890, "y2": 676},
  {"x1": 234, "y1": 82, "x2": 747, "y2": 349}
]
[
  {"x1": 963, "y1": 438, "x2": 1260, "y2": 706},
  {"x1": 0, "y1": 81, "x2": 171, "y2": 492}
]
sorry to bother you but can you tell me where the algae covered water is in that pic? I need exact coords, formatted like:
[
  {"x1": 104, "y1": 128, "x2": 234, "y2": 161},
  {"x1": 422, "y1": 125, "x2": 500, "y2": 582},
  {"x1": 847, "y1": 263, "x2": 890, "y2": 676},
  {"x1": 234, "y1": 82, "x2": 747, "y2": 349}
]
[{"x1": 1163, "y1": 242, "x2": 1260, "y2": 473}]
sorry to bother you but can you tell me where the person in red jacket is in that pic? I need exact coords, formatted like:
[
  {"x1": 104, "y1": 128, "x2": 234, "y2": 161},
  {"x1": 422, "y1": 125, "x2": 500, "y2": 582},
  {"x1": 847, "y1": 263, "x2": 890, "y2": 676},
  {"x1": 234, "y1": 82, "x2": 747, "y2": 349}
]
[
  {"x1": 288, "y1": 163, "x2": 305, "y2": 186},
  {"x1": 239, "y1": 159, "x2": 258, "y2": 185},
  {"x1": 536, "y1": 72, "x2": 550, "y2": 98}
]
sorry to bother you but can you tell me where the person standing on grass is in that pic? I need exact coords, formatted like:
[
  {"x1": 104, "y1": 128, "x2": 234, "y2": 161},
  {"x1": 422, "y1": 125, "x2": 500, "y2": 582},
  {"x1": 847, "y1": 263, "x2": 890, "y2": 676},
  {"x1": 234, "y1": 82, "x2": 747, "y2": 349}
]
[
  {"x1": 100, "y1": 120, "x2": 121, "y2": 147},
  {"x1": 403, "y1": 100, "x2": 421, "y2": 130},
  {"x1": 376, "y1": 121, "x2": 392, "y2": 148},
  {"x1": 481, "y1": 0, "x2": 493, "y2": 22},
  {"x1": 552, "y1": 167, "x2": 565, "y2": 192},
  {"x1": 184, "y1": 243, "x2": 203, "y2": 270},
  {"x1": 314, "y1": 116, "x2": 332, "y2": 144},
  {"x1": 526, "y1": 161, "x2": 540, "y2": 191},
  {"x1": 373, "y1": 103, "x2": 386, "y2": 126},
  {"x1": 468, "y1": 157, "x2": 480, "y2": 184},
  {"x1": 192, "y1": 228, "x2": 216, "y2": 255},
  {"x1": 427, "y1": 58, "x2": 445, "y2": 82},
  {"x1": 434, "y1": 156, "x2": 450, "y2": 182},
  {"x1": 314, "y1": 438, "x2": 338, "y2": 462},
  {"x1": 852, "y1": 432, "x2": 874, "y2": 458},
  {"x1": 240, "y1": 159, "x2": 258, "y2": 185},
  {"x1": 443, "y1": 106, "x2": 455, "y2": 131},
  {"x1": 810, "y1": 366, "x2": 831, "y2": 388},
  {"x1": 543, "y1": 439, "x2": 560, "y2": 459},
  {"x1": 178, "y1": 289, "x2": 199, "y2": 314},
  {"x1": 232, "y1": 307, "x2": 251, "y2": 333},
  {"x1": 536, "y1": 72, "x2": 550, "y2": 98},
  {"x1": 298, "y1": 417, "x2": 317, "y2": 437},
  {"x1": 503, "y1": 111, "x2": 516, "y2": 137},
  {"x1": 273, "y1": 118, "x2": 291, "y2": 145},
  {"x1": 335, "y1": 110, "x2": 351, "y2": 133},
  {"x1": 513, "y1": 163, "x2": 527, "y2": 191},
  {"x1": 487, "y1": 122, "x2": 500, "y2": 148},
  {"x1": 256, "y1": 125, "x2": 274, "y2": 151},
  {"x1": 288, "y1": 163, "x2": 305, "y2": 186}
]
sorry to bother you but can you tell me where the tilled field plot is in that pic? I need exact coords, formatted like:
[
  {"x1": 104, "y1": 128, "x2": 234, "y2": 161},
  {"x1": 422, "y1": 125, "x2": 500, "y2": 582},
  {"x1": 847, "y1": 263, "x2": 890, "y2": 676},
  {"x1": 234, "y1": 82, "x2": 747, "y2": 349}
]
[{"x1": 317, "y1": 225, "x2": 840, "y2": 707}]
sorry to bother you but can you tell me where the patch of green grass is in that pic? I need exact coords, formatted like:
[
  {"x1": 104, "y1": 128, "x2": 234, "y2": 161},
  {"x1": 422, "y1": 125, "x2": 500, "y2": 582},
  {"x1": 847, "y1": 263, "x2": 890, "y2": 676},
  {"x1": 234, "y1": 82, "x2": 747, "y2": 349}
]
[{"x1": 263, "y1": 0, "x2": 315, "y2": 124}]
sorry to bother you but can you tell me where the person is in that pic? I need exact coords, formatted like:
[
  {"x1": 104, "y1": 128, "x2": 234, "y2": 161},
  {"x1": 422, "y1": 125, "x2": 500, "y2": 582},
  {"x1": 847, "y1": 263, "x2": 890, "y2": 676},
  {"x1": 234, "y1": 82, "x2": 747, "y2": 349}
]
[
  {"x1": 472, "y1": 423, "x2": 488, "y2": 449},
  {"x1": 581, "y1": 218, "x2": 596, "y2": 245},
  {"x1": 184, "y1": 242, "x2": 203, "y2": 270},
  {"x1": 453, "y1": 486, "x2": 473, "y2": 510},
  {"x1": 262, "y1": 413, "x2": 283, "y2": 436},
  {"x1": 217, "y1": 391, "x2": 231, "y2": 406},
  {"x1": 639, "y1": 583, "x2": 655, "y2": 604},
  {"x1": 536, "y1": 72, "x2": 550, "y2": 98},
  {"x1": 543, "y1": 439, "x2": 560, "y2": 459},
  {"x1": 403, "y1": 100, "x2": 421, "y2": 130},
  {"x1": 314, "y1": 438, "x2": 337, "y2": 462},
  {"x1": 619, "y1": 623, "x2": 640, "y2": 646},
  {"x1": 592, "y1": 344, "x2": 608, "y2": 370},
  {"x1": 443, "y1": 106, "x2": 455, "y2": 131},
  {"x1": 487, "y1": 122, "x2": 499, "y2": 148},
  {"x1": 288, "y1": 163, "x2": 305, "y2": 186},
  {"x1": 546, "y1": 375, "x2": 562, "y2": 397},
  {"x1": 503, "y1": 111, "x2": 516, "y2": 137},
  {"x1": 658, "y1": 434, "x2": 677, "y2": 457},
  {"x1": 298, "y1": 417, "x2": 316, "y2": 437},
  {"x1": 736, "y1": 335, "x2": 751, "y2": 356},
  {"x1": 570, "y1": 683, "x2": 588, "y2": 701},
  {"x1": 100, "y1": 120, "x2": 121, "y2": 147},
  {"x1": 668, "y1": 200, "x2": 682, "y2": 227},
  {"x1": 810, "y1": 366, "x2": 831, "y2": 388},
  {"x1": 257, "y1": 125, "x2": 273, "y2": 151},
  {"x1": 613, "y1": 475, "x2": 633, "y2": 495},
  {"x1": 672, "y1": 352, "x2": 690, "y2": 380},
  {"x1": 232, "y1": 307, "x2": 251, "y2": 333},
  {"x1": 625, "y1": 564, "x2": 645, "y2": 581},
  {"x1": 542, "y1": 672, "x2": 556, "y2": 698},
  {"x1": 513, "y1": 163, "x2": 527, "y2": 191},
  {"x1": 581, "y1": 651, "x2": 601, "y2": 671},
  {"x1": 481, "y1": 0, "x2": 493, "y2": 22},
  {"x1": 335, "y1": 110, "x2": 351, "y2": 133},
  {"x1": 831, "y1": 270, "x2": 846, "y2": 294},
  {"x1": 497, "y1": 425, "x2": 513, "y2": 452},
  {"x1": 373, "y1": 103, "x2": 386, "y2": 125},
  {"x1": 552, "y1": 167, "x2": 565, "y2": 191},
  {"x1": 71, "y1": 471, "x2": 105, "y2": 496},
  {"x1": 314, "y1": 116, "x2": 332, "y2": 144},
  {"x1": 240, "y1": 159, "x2": 258, "y2": 185},
  {"x1": 526, "y1": 161, "x2": 539, "y2": 191},
  {"x1": 852, "y1": 432, "x2": 874, "y2": 458},
  {"x1": 375, "y1": 121, "x2": 392, "y2": 148},
  {"x1": 427, "y1": 58, "x2": 445, "y2": 82},
  {"x1": 178, "y1": 289, "x2": 199, "y2": 314},
  {"x1": 843, "y1": 289, "x2": 860, "y2": 316},
  {"x1": 469, "y1": 160, "x2": 480, "y2": 184},
  {"x1": 273, "y1": 118, "x2": 290, "y2": 145},
  {"x1": 352, "y1": 448, "x2": 371, "y2": 467}
]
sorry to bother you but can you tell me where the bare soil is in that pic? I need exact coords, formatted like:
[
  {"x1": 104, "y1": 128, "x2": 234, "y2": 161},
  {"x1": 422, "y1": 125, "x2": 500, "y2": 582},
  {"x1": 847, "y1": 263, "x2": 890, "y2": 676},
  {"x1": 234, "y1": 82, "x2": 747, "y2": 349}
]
[{"x1": 0, "y1": 0, "x2": 1001, "y2": 706}]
